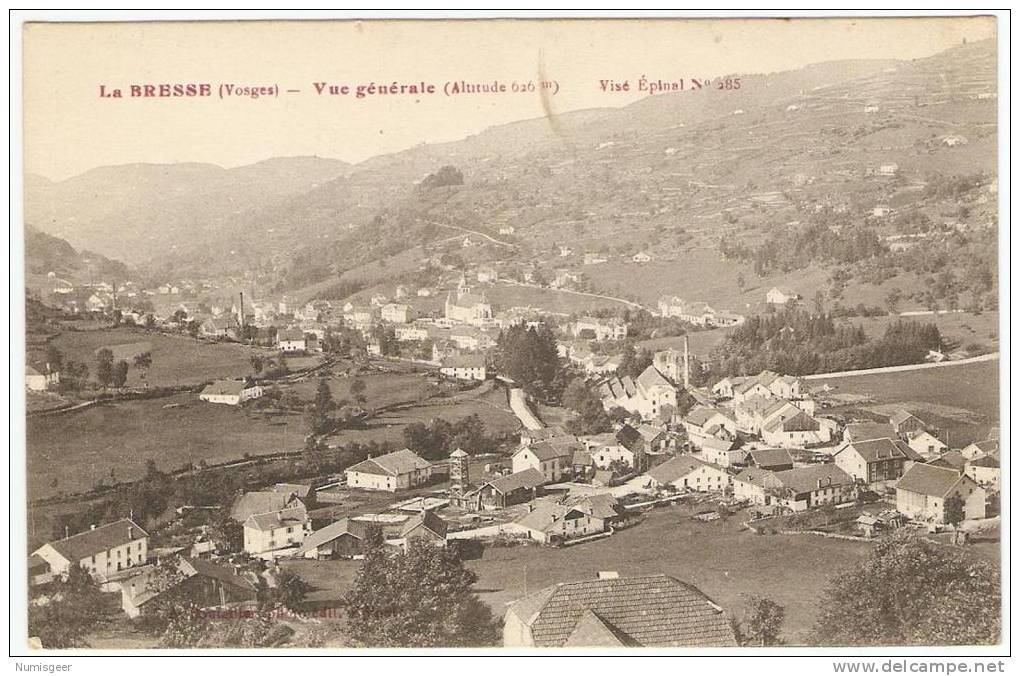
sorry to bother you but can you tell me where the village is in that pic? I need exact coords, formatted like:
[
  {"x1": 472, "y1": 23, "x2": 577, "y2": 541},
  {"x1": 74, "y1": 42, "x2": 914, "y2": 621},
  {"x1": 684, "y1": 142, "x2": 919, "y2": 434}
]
[{"x1": 25, "y1": 265, "x2": 1001, "y2": 648}]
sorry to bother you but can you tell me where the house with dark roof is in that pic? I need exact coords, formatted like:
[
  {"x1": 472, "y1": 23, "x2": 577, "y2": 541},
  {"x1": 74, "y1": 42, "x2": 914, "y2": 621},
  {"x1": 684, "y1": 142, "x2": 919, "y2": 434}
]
[
  {"x1": 747, "y1": 448, "x2": 795, "y2": 472},
  {"x1": 931, "y1": 449, "x2": 967, "y2": 472},
  {"x1": 400, "y1": 510, "x2": 449, "y2": 548},
  {"x1": 895, "y1": 464, "x2": 986, "y2": 523},
  {"x1": 843, "y1": 422, "x2": 897, "y2": 444},
  {"x1": 834, "y1": 437, "x2": 921, "y2": 485},
  {"x1": 345, "y1": 448, "x2": 434, "y2": 492},
  {"x1": 277, "y1": 328, "x2": 308, "y2": 353},
  {"x1": 965, "y1": 453, "x2": 1000, "y2": 491},
  {"x1": 465, "y1": 468, "x2": 546, "y2": 510},
  {"x1": 645, "y1": 455, "x2": 730, "y2": 493},
  {"x1": 761, "y1": 408, "x2": 832, "y2": 448},
  {"x1": 120, "y1": 557, "x2": 258, "y2": 618},
  {"x1": 32, "y1": 519, "x2": 148, "y2": 581},
  {"x1": 294, "y1": 518, "x2": 371, "y2": 559},
  {"x1": 503, "y1": 573, "x2": 737, "y2": 647}
]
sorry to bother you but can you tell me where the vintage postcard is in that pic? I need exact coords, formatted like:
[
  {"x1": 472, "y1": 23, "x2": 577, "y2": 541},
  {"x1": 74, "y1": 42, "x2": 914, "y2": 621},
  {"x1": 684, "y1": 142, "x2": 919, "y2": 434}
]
[{"x1": 14, "y1": 13, "x2": 1006, "y2": 659}]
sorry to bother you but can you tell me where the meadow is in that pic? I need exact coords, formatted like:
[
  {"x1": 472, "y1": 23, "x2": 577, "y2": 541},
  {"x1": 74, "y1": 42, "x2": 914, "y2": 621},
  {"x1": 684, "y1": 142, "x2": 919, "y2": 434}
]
[{"x1": 50, "y1": 328, "x2": 264, "y2": 387}]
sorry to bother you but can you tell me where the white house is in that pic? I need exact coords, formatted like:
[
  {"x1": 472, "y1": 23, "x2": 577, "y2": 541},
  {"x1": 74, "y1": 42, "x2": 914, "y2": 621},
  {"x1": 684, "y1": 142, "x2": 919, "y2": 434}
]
[
  {"x1": 834, "y1": 437, "x2": 918, "y2": 486},
  {"x1": 243, "y1": 505, "x2": 311, "y2": 556},
  {"x1": 965, "y1": 454, "x2": 1000, "y2": 492},
  {"x1": 646, "y1": 455, "x2": 730, "y2": 493},
  {"x1": 32, "y1": 519, "x2": 148, "y2": 581},
  {"x1": 632, "y1": 252, "x2": 652, "y2": 263},
  {"x1": 277, "y1": 328, "x2": 307, "y2": 353},
  {"x1": 904, "y1": 429, "x2": 948, "y2": 460},
  {"x1": 512, "y1": 441, "x2": 574, "y2": 483},
  {"x1": 345, "y1": 448, "x2": 434, "y2": 492},
  {"x1": 682, "y1": 406, "x2": 738, "y2": 449},
  {"x1": 439, "y1": 354, "x2": 487, "y2": 381},
  {"x1": 199, "y1": 380, "x2": 264, "y2": 406},
  {"x1": 895, "y1": 464, "x2": 986, "y2": 523},
  {"x1": 26, "y1": 364, "x2": 59, "y2": 391},
  {"x1": 571, "y1": 316, "x2": 628, "y2": 342},
  {"x1": 381, "y1": 303, "x2": 415, "y2": 324},
  {"x1": 599, "y1": 365, "x2": 678, "y2": 420},
  {"x1": 766, "y1": 287, "x2": 801, "y2": 305}
]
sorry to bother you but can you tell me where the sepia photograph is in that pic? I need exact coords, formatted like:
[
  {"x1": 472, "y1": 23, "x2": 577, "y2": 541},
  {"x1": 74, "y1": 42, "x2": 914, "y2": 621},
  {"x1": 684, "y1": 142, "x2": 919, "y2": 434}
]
[{"x1": 10, "y1": 10, "x2": 1009, "y2": 662}]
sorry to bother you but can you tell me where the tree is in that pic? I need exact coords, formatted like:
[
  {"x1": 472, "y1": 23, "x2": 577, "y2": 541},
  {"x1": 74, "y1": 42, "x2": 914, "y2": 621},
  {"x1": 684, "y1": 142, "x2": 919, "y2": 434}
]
[
  {"x1": 111, "y1": 360, "x2": 130, "y2": 388},
  {"x1": 250, "y1": 354, "x2": 264, "y2": 375},
  {"x1": 943, "y1": 494, "x2": 965, "y2": 528},
  {"x1": 186, "y1": 319, "x2": 201, "y2": 338},
  {"x1": 741, "y1": 594, "x2": 785, "y2": 646},
  {"x1": 349, "y1": 377, "x2": 367, "y2": 406},
  {"x1": 96, "y1": 348, "x2": 114, "y2": 388},
  {"x1": 812, "y1": 534, "x2": 1000, "y2": 646},
  {"x1": 562, "y1": 378, "x2": 612, "y2": 436},
  {"x1": 885, "y1": 287, "x2": 903, "y2": 315},
  {"x1": 307, "y1": 377, "x2": 336, "y2": 435},
  {"x1": 45, "y1": 344, "x2": 63, "y2": 373},
  {"x1": 343, "y1": 537, "x2": 501, "y2": 647},
  {"x1": 144, "y1": 314, "x2": 157, "y2": 330},
  {"x1": 265, "y1": 569, "x2": 312, "y2": 612},
  {"x1": 736, "y1": 272, "x2": 746, "y2": 293},
  {"x1": 28, "y1": 564, "x2": 115, "y2": 648}
]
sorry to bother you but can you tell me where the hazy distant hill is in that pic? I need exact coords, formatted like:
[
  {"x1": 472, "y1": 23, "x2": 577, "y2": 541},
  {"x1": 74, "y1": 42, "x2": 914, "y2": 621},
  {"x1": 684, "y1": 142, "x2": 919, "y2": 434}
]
[
  {"x1": 25, "y1": 224, "x2": 129, "y2": 281},
  {"x1": 25, "y1": 156, "x2": 351, "y2": 264},
  {"x1": 25, "y1": 40, "x2": 996, "y2": 300}
]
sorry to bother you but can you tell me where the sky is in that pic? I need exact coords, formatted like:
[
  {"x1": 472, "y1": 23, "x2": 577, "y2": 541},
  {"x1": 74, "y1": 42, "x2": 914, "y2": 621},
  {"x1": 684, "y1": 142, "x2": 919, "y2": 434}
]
[{"x1": 22, "y1": 16, "x2": 996, "y2": 181}]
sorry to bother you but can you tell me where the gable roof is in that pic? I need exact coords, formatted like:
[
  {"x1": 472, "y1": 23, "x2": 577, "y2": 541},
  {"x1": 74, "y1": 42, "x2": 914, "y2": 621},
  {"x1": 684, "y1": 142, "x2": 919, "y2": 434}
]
[
  {"x1": 482, "y1": 468, "x2": 547, "y2": 494},
  {"x1": 748, "y1": 448, "x2": 794, "y2": 468},
  {"x1": 896, "y1": 463, "x2": 970, "y2": 498},
  {"x1": 39, "y1": 519, "x2": 148, "y2": 563},
  {"x1": 966, "y1": 439, "x2": 1000, "y2": 455},
  {"x1": 844, "y1": 422, "x2": 897, "y2": 442},
  {"x1": 401, "y1": 510, "x2": 449, "y2": 539},
  {"x1": 507, "y1": 574, "x2": 737, "y2": 647},
  {"x1": 278, "y1": 328, "x2": 305, "y2": 342},
  {"x1": 201, "y1": 380, "x2": 257, "y2": 397},
  {"x1": 764, "y1": 409, "x2": 819, "y2": 433},
  {"x1": 734, "y1": 467, "x2": 773, "y2": 488},
  {"x1": 636, "y1": 365, "x2": 673, "y2": 393},
  {"x1": 294, "y1": 518, "x2": 369, "y2": 555},
  {"x1": 516, "y1": 501, "x2": 593, "y2": 533},
  {"x1": 230, "y1": 491, "x2": 298, "y2": 523},
  {"x1": 968, "y1": 454, "x2": 1000, "y2": 468},
  {"x1": 771, "y1": 464, "x2": 853, "y2": 495},
  {"x1": 840, "y1": 437, "x2": 915, "y2": 463},
  {"x1": 346, "y1": 448, "x2": 432, "y2": 477},
  {"x1": 931, "y1": 449, "x2": 966, "y2": 471},
  {"x1": 646, "y1": 455, "x2": 718, "y2": 485},
  {"x1": 517, "y1": 440, "x2": 574, "y2": 462},
  {"x1": 567, "y1": 493, "x2": 622, "y2": 521},
  {"x1": 243, "y1": 505, "x2": 308, "y2": 532},
  {"x1": 889, "y1": 409, "x2": 923, "y2": 427},
  {"x1": 442, "y1": 353, "x2": 487, "y2": 369},
  {"x1": 700, "y1": 436, "x2": 738, "y2": 452},
  {"x1": 685, "y1": 406, "x2": 731, "y2": 428}
]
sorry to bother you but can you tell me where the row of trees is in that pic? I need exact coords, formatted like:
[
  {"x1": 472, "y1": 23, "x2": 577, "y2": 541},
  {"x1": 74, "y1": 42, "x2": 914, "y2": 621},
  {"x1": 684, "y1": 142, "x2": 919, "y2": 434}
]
[
  {"x1": 707, "y1": 308, "x2": 943, "y2": 378},
  {"x1": 402, "y1": 414, "x2": 504, "y2": 461}
]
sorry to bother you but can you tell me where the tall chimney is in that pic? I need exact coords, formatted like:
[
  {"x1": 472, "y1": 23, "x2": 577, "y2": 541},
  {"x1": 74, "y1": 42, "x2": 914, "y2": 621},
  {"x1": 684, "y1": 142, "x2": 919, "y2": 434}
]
[
  {"x1": 239, "y1": 291, "x2": 245, "y2": 329},
  {"x1": 683, "y1": 335, "x2": 691, "y2": 389}
]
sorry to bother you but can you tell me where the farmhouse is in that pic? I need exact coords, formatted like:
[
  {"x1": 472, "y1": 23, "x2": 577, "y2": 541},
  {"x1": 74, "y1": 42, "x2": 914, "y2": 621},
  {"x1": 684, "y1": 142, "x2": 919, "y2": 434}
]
[
  {"x1": 761, "y1": 409, "x2": 831, "y2": 448},
  {"x1": 277, "y1": 328, "x2": 307, "y2": 353},
  {"x1": 698, "y1": 436, "x2": 744, "y2": 468},
  {"x1": 657, "y1": 297, "x2": 722, "y2": 327},
  {"x1": 646, "y1": 455, "x2": 730, "y2": 492},
  {"x1": 25, "y1": 364, "x2": 59, "y2": 391},
  {"x1": 682, "y1": 406, "x2": 737, "y2": 449},
  {"x1": 904, "y1": 429, "x2": 948, "y2": 460},
  {"x1": 889, "y1": 409, "x2": 927, "y2": 437},
  {"x1": 294, "y1": 518, "x2": 370, "y2": 559},
  {"x1": 843, "y1": 422, "x2": 897, "y2": 443},
  {"x1": 895, "y1": 464, "x2": 986, "y2": 523},
  {"x1": 834, "y1": 437, "x2": 920, "y2": 485},
  {"x1": 466, "y1": 468, "x2": 546, "y2": 510},
  {"x1": 439, "y1": 353, "x2": 487, "y2": 381},
  {"x1": 199, "y1": 379, "x2": 264, "y2": 406},
  {"x1": 503, "y1": 573, "x2": 737, "y2": 647},
  {"x1": 200, "y1": 316, "x2": 237, "y2": 339},
  {"x1": 345, "y1": 448, "x2": 434, "y2": 492},
  {"x1": 962, "y1": 439, "x2": 999, "y2": 460},
  {"x1": 965, "y1": 454, "x2": 1000, "y2": 491},
  {"x1": 243, "y1": 505, "x2": 311, "y2": 556},
  {"x1": 32, "y1": 519, "x2": 148, "y2": 581},
  {"x1": 765, "y1": 464, "x2": 854, "y2": 512},
  {"x1": 230, "y1": 490, "x2": 304, "y2": 524},
  {"x1": 513, "y1": 500, "x2": 606, "y2": 544},
  {"x1": 746, "y1": 448, "x2": 795, "y2": 472},
  {"x1": 732, "y1": 467, "x2": 774, "y2": 506},
  {"x1": 512, "y1": 441, "x2": 574, "y2": 483},
  {"x1": 400, "y1": 510, "x2": 449, "y2": 547},
  {"x1": 766, "y1": 287, "x2": 801, "y2": 305},
  {"x1": 120, "y1": 557, "x2": 258, "y2": 618}
]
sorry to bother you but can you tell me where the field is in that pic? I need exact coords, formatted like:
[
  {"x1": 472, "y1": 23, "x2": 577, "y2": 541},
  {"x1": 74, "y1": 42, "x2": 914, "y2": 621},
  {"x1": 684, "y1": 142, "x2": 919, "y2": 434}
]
[
  {"x1": 636, "y1": 326, "x2": 735, "y2": 358},
  {"x1": 854, "y1": 310, "x2": 999, "y2": 353},
  {"x1": 813, "y1": 358, "x2": 1000, "y2": 447},
  {"x1": 26, "y1": 393, "x2": 308, "y2": 499},
  {"x1": 27, "y1": 369, "x2": 521, "y2": 501},
  {"x1": 282, "y1": 502, "x2": 873, "y2": 645},
  {"x1": 50, "y1": 328, "x2": 264, "y2": 387}
]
